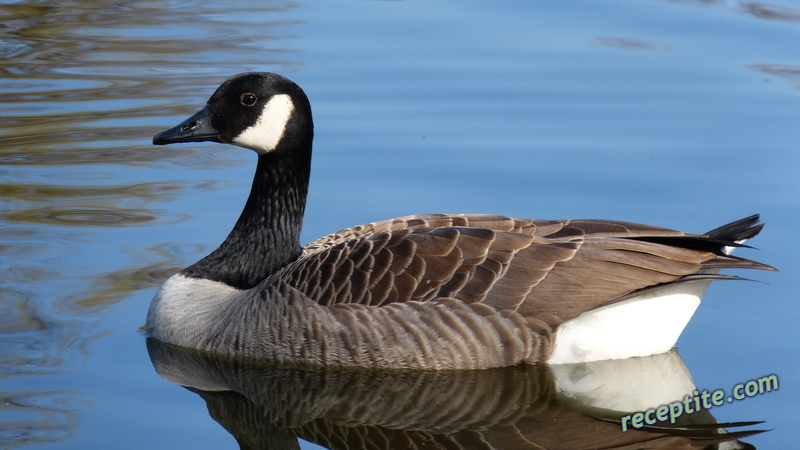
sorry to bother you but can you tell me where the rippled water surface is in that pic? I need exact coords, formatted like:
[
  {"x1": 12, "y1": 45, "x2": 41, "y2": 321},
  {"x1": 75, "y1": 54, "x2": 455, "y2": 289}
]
[{"x1": 1, "y1": 0, "x2": 798, "y2": 448}]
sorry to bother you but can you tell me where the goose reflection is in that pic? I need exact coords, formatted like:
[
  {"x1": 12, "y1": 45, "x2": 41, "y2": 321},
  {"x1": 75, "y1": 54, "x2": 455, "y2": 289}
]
[{"x1": 147, "y1": 339, "x2": 764, "y2": 449}]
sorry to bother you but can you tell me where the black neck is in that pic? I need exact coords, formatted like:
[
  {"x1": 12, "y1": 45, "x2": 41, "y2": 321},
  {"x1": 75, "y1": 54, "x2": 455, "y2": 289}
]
[{"x1": 181, "y1": 148, "x2": 311, "y2": 290}]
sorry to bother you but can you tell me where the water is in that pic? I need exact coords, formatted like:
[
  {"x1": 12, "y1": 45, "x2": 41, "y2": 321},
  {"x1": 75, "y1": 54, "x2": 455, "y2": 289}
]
[{"x1": 1, "y1": 0, "x2": 797, "y2": 448}]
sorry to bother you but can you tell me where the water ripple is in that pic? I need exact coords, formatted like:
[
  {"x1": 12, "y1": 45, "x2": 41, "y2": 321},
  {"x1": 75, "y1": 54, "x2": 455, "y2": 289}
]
[
  {"x1": 0, "y1": 390, "x2": 82, "y2": 446},
  {"x1": 748, "y1": 63, "x2": 800, "y2": 89},
  {"x1": 591, "y1": 36, "x2": 672, "y2": 52},
  {"x1": 741, "y1": 1, "x2": 800, "y2": 23},
  {"x1": 0, "y1": 1, "x2": 306, "y2": 444}
]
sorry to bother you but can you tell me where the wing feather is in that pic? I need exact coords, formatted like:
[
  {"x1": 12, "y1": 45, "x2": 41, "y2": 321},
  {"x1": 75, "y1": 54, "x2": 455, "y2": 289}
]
[{"x1": 285, "y1": 214, "x2": 769, "y2": 331}]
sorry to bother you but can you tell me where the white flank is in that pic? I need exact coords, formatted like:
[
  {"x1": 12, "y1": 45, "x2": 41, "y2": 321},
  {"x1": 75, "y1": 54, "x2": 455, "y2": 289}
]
[
  {"x1": 232, "y1": 93, "x2": 295, "y2": 153},
  {"x1": 548, "y1": 281, "x2": 711, "y2": 364},
  {"x1": 146, "y1": 274, "x2": 242, "y2": 347}
]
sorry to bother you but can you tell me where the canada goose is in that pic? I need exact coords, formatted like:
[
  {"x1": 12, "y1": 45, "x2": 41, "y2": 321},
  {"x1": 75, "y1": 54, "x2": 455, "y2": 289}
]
[{"x1": 146, "y1": 72, "x2": 773, "y2": 369}]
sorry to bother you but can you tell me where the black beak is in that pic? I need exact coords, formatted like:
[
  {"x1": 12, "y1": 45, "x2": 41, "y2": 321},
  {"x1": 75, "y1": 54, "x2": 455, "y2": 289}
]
[{"x1": 153, "y1": 104, "x2": 220, "y2": 145}]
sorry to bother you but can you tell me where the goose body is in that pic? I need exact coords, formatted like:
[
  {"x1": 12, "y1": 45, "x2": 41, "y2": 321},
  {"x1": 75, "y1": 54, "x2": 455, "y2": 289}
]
[{"x1": 146, "y1": 72, "x2": 773, "y2": 369}]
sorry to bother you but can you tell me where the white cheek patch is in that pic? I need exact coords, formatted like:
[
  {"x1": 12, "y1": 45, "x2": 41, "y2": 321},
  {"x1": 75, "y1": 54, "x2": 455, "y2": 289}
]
[{"x1": 233, "y1": 94, "x2": 295, "y2": 153}]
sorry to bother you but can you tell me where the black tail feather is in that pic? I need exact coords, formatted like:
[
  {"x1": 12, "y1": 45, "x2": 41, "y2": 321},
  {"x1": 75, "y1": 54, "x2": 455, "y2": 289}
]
[
  {"x1": 633, "y1": 214, "x2": 768, "y2": 256},
  {"x1": 707, "y1": 214, "x2": 764, "y2": 242}
]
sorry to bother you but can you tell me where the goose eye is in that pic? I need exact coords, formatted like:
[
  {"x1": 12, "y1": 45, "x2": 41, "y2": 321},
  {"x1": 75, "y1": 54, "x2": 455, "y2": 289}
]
[{"x1": 240, "y1": 93, "x2": 258, "y2": 107}]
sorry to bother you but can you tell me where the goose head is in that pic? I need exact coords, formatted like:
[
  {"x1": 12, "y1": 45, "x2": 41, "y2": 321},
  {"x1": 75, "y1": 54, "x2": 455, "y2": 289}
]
[
  {"x1": 150, "y1": 72, "x2": 315, "y2": 290},
  {"x1": 153, "y1": 72, "x2": 313, "y2": 156}
]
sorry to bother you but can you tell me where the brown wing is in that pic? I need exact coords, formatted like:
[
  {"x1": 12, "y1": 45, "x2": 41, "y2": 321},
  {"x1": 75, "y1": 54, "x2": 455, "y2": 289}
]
[{"x1": 283, "y1": 214, "x2": 769, "y2": 328}]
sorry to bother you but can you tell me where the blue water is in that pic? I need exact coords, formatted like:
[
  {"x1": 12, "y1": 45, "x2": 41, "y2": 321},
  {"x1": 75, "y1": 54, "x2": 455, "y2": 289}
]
[{"x1": 1, "y1": 0, "x2": 798, "y2": 448}]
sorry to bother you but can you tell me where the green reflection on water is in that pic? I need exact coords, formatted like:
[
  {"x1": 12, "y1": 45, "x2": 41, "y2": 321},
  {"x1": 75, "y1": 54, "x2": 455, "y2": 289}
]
[{"x1": 0, "y1": 0, "x2": 305, "y2": 445}]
